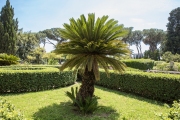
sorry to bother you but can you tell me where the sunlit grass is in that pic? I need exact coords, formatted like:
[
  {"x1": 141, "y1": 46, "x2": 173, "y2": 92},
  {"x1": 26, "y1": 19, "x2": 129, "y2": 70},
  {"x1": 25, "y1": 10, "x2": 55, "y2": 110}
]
[{"x1": 1, "y1": 83, "x2": 168, "y2": 120}]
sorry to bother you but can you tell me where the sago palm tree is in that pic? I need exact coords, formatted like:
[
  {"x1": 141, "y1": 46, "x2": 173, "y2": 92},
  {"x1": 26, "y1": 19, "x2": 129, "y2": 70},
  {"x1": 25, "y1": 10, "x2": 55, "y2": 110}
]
[{"x1": 55, "y1": 13, "x2": 130, "y2": 102}]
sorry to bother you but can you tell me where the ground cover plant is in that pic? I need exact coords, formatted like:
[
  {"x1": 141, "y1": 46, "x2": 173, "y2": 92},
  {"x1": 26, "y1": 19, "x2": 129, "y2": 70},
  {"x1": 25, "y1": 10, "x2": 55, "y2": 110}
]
[{"x1": 0, "y1": 83, "x2": 169, "y2": 120}]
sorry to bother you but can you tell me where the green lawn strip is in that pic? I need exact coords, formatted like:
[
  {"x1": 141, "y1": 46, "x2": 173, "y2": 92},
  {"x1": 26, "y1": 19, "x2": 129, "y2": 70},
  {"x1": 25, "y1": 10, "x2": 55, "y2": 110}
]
[{"x1": 0, "y1": 83, "x2": 168, "y2": 120}]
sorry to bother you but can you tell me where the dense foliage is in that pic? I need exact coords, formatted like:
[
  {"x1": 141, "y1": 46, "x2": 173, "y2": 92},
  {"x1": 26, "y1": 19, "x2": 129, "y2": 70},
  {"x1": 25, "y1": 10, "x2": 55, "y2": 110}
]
[
  {"x1": 0, "y1": 53, "x2": 19, "y2": 66},
  {"x1": 162, "y1": 51, "x2": 180, "y2": 62},
  {"x1": 144, "y1": 49, "x2": 160, "y2": 60},
  {"x1": 0, "y1": 0, "x2": 18, "y2": 55},
  {"x1": 165, "y1": 7, "x2": 180, "y2": 54},
  {"x1": 96, "y1": 71, "x2": 180, "y2": 103},
  {"x1": 121, "y1": 59, "x2": 154, "y2": 70},
  {"x1": 143, "y1": 29, "x2": 165, "y2": 52},
  {"x1": 158, "y1": 100, "x2": 180, "y2": 120},
  {"x1": 0, "y1": 98, "x2": 24, "y2": 120},
  {"x1": 16, "y1": 31, "x2": 39, "y2": 60},
  {"x1": 0, "y1": 66, "x2": 76, "y2": 93}
]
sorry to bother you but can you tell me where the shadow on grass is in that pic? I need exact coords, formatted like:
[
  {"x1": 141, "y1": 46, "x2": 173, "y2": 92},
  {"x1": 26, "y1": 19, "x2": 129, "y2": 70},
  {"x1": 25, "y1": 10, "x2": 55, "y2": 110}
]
[
  {"x1": 33, "y1": 101, "x2": 120, "y2": 120},
  {"x1": 95, "y1": 85, "x2": 166, "y2": 106}
]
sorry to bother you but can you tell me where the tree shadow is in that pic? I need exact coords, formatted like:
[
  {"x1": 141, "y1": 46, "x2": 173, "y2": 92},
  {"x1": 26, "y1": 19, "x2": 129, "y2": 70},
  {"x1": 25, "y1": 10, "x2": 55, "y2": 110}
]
[
  {"x1": 33, "y1": 101, "x2": 120, "y2": 120},
  {"x1": 95, "y1": 85, "x2": 167, "y2": 106}
]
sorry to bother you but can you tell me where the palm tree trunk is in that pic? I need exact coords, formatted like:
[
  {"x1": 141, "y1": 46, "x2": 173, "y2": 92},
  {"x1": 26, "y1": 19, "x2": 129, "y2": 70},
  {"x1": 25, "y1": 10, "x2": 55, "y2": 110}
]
[{"x1": 76, "y1": 67, "x2": 95, "y2": 102}]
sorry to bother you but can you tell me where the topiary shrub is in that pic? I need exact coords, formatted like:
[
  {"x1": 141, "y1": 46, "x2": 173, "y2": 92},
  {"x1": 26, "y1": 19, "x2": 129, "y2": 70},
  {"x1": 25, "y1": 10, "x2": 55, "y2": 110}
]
[
  {"x1": 0, "y1": 53, "x2": 19, "y2": 66},
  {"x1": 0, "y1": 98, "x2": 25, "y2": 120}
]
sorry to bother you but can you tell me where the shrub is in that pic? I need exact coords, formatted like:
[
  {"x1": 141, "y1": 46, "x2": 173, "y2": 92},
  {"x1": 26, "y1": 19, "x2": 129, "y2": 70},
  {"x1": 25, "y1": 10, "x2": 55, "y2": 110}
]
[
  {"x1": 158, "y1": 100, "x2": 180, "y2": 120},
  {"x1": 96, "y1": 71, "x2": 180, "y2": 103},
  {"x1": 153, "y1": 61, "x2": 180, "y2": 71},
  {"x1": 121, "y1": 59, "x2": 154, "y2": 70},
  {"x1": 162, "y1": 51, "x2": 180, "y2": 62},
  {"x1": 0, "y1": 98, "x2": 24, "y2": 120},
  {"x1": 48, "y1": 58, "x2": 59, "y2": 65},
  {"x1": 0, "y1": 53, "x2": 19, "y2": 66},
  {"x1": 66, "y1": 87, "x2": 100, "y2": 114},
  {"x1": 0, "y1": 66, "x2": 76, "y2": 93},
  {"x1": 144, "y1": 50, "x2": 160, "y2": 60}
]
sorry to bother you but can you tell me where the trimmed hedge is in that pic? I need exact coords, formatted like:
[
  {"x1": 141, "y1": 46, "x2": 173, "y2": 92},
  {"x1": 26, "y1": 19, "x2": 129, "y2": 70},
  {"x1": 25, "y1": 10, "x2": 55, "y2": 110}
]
[
  {"x1": 0, "y1": 67, "x2": 76, "y2": 93},
  {"x1": 121, "y1": 59, "x2": 154, "y2": 70},
  {"x1": 96, "y1": 71, "x2": 180, "y2": 103}
]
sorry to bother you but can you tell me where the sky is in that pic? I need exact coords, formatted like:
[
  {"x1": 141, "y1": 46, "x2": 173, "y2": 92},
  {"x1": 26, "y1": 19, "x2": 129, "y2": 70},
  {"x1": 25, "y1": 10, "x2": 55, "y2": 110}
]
[{"x1": 0, "y1": 0, "x2": 180, "y2": 53}]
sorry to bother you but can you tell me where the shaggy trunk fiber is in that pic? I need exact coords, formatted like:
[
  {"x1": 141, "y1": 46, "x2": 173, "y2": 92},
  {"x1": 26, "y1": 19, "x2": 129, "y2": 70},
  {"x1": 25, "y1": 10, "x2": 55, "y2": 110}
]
[{"x1": 76, "y1": 68, "x2": 95, "y2": 103}]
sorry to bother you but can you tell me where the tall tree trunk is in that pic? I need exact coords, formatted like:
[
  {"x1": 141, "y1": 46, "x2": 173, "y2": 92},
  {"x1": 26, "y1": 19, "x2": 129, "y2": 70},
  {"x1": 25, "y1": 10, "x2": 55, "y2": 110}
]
[
  {"x1": 76, "y1": 67, "x2": 95, "y2": 103},
  {"x1": 139, "y1": 44, "x2": 142, "y2": 58},
  {"x1": 136, "y1": 44, "x2": 140, "y2": 58}
]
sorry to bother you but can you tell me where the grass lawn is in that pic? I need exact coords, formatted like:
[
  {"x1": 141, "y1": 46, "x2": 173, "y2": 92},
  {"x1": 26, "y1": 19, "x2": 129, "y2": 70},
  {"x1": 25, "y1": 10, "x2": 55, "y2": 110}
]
[{"x1": 1, "y1": 83, "x2": 168, "y2": 120}]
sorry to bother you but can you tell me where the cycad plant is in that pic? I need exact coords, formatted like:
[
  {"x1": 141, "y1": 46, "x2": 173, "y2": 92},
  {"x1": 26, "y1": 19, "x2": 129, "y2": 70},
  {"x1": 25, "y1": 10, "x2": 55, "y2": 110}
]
[{"x1": 55, "y1": 13, "x2": 129, "y2": 102}]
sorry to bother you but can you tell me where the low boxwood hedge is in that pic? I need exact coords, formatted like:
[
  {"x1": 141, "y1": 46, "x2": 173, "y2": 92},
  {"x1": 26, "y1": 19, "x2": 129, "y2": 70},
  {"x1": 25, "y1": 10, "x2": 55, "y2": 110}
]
[
  {"x1": 0, "y1": 66, "x2": 76, "y2": 93},
  {"x1": 121, "y1": 59, "x2": 154, "y2": 70},
  {"x1": 96, "y1": 71, "x2": 180, "y2": 103}
]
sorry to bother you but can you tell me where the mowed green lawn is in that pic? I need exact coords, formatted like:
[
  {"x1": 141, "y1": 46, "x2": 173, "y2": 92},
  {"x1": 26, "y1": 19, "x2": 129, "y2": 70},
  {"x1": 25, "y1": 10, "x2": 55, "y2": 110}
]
[{"x1": 1, "y1": 83, "x2": 168, "y2": 120}]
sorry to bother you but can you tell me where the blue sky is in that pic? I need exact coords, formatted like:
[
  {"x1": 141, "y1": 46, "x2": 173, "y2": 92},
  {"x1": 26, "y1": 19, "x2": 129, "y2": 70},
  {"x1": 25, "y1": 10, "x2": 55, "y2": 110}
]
[{"x1": 0, "y1": 0, "x2": 180, "y2": 53}]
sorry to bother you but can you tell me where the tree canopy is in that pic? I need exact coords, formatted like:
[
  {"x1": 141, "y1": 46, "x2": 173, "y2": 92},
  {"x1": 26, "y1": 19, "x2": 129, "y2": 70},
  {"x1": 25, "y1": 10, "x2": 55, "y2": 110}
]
[
  {"x1": 143, "y1": 29, "x2": 165, "y2": 52},
  {"x1": 165, "y1": 7, "x2": 180, "y2": 54},
  {"x1": 37, "y1": 28, "x2": 65, "y2": 48},
  {"x1": 0, "y1": 0, "x2": 18, "y2": 55},
  {"x1": 16, "y1": 30, "x2": 39, "y2": 60}
]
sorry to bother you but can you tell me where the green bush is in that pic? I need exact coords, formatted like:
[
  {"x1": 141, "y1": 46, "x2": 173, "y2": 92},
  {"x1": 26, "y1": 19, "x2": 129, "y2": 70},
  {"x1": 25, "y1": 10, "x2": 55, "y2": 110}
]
[
  {"x1": 0, "y1": 98, "x2": 24, "y2": 120},
  {"x1": 158, "y1": 100, "x2": 180, "y2": 120},
  {"x1": 66, "y1": 87, "x2": 100, "y2": 114},
  {"x1": 162, "y1": 51, "x2": 180, "y2": 62},
  {"x1": 121, "y1": 59, "x2": 154, "y2": 70},
  {"x1": 0, "y1": 53, "x2": 19, "y2": 66},
  {"x1": 144, "y1": 50, "x2": 160, "y2": 60},
  {"x1": 0, "y1": 66, "x2": 76, "y2": 93},
  {"x1": 96, "y1": 71, "x2": 180, "y2": 103},
  {"x1": 153, "y1": 61, "x2": 180, "y2": 71}
]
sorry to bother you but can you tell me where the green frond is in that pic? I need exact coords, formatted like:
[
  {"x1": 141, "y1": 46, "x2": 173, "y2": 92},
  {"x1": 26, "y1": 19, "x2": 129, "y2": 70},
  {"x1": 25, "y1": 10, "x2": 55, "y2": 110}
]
[{"x1": 55, "y1": 13, "x2": 130, "y2": 80}]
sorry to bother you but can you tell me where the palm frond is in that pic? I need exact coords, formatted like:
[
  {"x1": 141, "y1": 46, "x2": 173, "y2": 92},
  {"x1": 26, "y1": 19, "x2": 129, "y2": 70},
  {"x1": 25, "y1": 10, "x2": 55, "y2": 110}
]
[{"x1": 55, "y1": 13, "x2": 130, "y2": 80}]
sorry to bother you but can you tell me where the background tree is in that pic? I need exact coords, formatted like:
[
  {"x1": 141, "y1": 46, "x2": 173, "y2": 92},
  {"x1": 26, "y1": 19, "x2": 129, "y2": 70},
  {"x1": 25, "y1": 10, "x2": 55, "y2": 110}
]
[
  {"x1": 16, "y1": 30, "x2": 39, "y2": 60},
  {"x1": 42, "y1": 52, "x2": 62, "y2": 65},
  {"x1": 28, "y1": 47, "x2": 45, "y2": 64},
  {"x1": 0, "y1": 0, "x2": 18, "y2": 55},
  {"x1": 165, "y1": 7, "x2": 180, "y2": 54},
  {"x1": 130, "y1": 30, "x2": 143, "y2": 58},
  {"x1": 122, "y1": 27, "x2": 133, "y2": 44},
  {"x1": 143, "y1": 29, "x2": 165, "y2": 60},
  {"x1": 37, "y1": 28, "x2": 65, "y2": 48},
  {"x1": 143, "y1": 29, "x2": 165, "y2": 52},
  {"x1": 55, "y1": 13, "x2": 130, "y2": 103}
]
